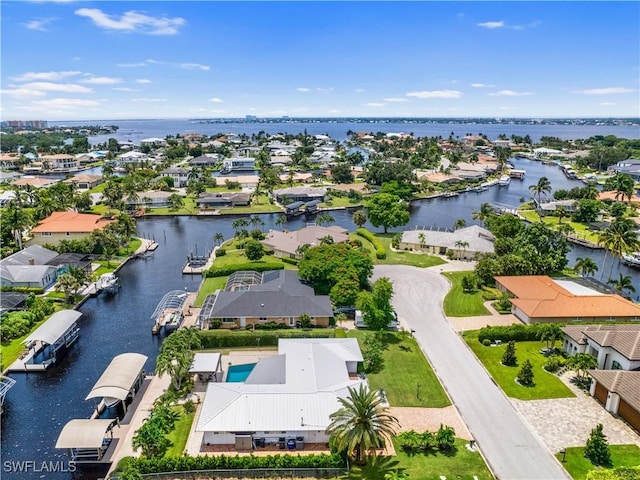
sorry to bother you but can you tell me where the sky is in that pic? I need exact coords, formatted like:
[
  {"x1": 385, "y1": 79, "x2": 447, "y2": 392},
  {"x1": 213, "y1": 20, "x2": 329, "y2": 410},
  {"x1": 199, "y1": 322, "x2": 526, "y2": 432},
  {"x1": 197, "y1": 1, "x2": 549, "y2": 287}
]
[{"x1": 1, "y1": 1, "x2": 639, "y2": 121}]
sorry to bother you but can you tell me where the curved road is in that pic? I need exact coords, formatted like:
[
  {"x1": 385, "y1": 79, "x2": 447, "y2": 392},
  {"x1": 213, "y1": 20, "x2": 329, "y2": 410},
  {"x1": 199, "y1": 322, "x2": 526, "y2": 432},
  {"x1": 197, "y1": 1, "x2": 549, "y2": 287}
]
[{"x1": 375, "y1": 265, "x2": 570, "y2": 480}]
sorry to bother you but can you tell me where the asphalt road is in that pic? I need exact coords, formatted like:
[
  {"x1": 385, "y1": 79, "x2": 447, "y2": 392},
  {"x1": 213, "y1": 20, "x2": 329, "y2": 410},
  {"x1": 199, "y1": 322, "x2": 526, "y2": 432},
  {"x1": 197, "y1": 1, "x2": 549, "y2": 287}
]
[{"x1": 374, "y1": 265, "x2": 570, "y2": 480}]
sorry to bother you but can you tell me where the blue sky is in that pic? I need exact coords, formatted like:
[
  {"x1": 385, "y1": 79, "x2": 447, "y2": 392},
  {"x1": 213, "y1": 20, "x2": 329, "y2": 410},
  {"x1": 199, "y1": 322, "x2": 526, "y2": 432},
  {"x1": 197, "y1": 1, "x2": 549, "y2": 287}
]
[{"x1": 1, "y1": 1, "x2": 639, "y2": 120}]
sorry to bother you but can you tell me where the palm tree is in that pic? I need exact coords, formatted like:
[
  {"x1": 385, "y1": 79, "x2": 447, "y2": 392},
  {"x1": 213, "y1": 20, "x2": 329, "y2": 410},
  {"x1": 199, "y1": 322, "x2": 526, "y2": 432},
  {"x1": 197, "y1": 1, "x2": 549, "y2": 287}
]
[
  {"x1": 55, "y1": 273, "x2": 81, "y2": 304},
  {"x1": 213, "y1": 232, "x2": 224, "y2": 246},
  {"x1": 529, "y1": 176, "x2": 552, "y2": 208},
  {"x1": 472, "y1": 203, "x2": 494, "y2": 226},
  {"x1": 607, "y1": 273, "x2": 636, "y2": 296},
  {"x1": 455, "y1": 240, "x2": 469, "y2": 259},
  {"x1": 555, "y1": 205, "x2": 567, "y2": 224},
  {"x1": 316, "y1": 213, "x2": 335, "y2": 227},
  {"x1": 249, "y1": 214, "x2": 264, "y2": 232},
  {"x1": 327, "y1": 384, "x2": 399, "y2": 465},
  {"x1": 598, "y1": 218, "x2": 640, "y2": 280},
  {"x1": 275, "y1": 214, "x2": 287, "y2": 229},
  {"x1": 353, "y1": 209, "x2": 367, "y2": 228},
  {"x1": 232, "y1": 218, "x2": 249, "y2": 237},
  {"x1": 3, "y1": 203, "x2": 32, "y2": 250},
  {"x1": 418, "y1": 232, "x2": 426, "y2": 250},
  {"x1": 574, "y1": 257, "x2": 598, "y2": 277},
  {"x1": 453, "y1": 218, "x2": 466, "y2": 230}
]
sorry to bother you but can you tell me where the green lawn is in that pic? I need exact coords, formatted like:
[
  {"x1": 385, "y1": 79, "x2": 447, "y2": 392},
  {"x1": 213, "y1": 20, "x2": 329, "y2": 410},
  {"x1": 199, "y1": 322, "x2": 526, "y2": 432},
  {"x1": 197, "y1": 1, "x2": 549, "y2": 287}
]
[
  {"x1": 1, "y1": 317, "x2": 48, "y2": 371},
  {"x1": 211, "y1": 246, "x2": 288, "y2": 271},
  {"x1": 351, "y1": 233, "x2": 445, "y2": 268},
  {"x1": 193, "y1": 276, "x2": 228, "y2": 307},
  {"x1": 320, "y1": 197, "x2": 364, "y2": 208},
  {"x1": 348, "y1": 330, "x2": 450, "y2": 408},
  {"x1": 164, "y1": 407, "x2": 195, "y2": 457},
  {"x1": 516, "y1": 208, "x2": 600, "y2": 242},
  {"x1": 556, "y1": 445, "x2": 640, "y2": 480},
  {"x1": 346, "y1": 438, "x2": 493, "y2": 480},
  {"x1": 442, "y1": 271, "x2": 490, "y2": 317},
  {"x1": 464, "y1": 334, "x2": 575, "y2": 400}
]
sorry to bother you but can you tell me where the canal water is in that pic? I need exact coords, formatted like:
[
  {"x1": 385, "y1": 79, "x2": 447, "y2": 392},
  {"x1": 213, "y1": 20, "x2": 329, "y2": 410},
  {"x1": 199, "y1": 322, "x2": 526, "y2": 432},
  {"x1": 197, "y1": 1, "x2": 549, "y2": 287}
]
[{"x1": 1, "y1": 157, "x2": 638, "y2": 479}]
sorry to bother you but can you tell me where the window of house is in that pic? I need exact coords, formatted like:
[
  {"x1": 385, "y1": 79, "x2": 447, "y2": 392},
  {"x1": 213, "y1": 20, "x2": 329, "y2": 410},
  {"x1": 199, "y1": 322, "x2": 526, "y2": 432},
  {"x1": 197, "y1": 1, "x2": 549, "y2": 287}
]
[
  {"x1": 259, "y1": 317, "x2": 267, "y2": 322},
  {"x1": 612, "y1": 361, "x2": 622, "y2": 370},
  {"x1": 41, "y1": 232, "x2": 52, "y2": 237},
  {"x1": 222, "y1": 317, "x2": 236, "y2": 324},
  {"x1": 65, "y1": 232, "x2": 71, "y2": 236}
]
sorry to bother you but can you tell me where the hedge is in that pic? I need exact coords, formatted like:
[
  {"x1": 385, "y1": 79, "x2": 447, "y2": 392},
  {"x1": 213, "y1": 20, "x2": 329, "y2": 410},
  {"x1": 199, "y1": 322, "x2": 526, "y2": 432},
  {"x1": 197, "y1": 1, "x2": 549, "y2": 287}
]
[
  {"x1": 477, "y1": 324, "x2": 546, "y2": 343},
  {"x1": 355, "y1": 228, "x2": 386, "y2": 259},
  {"x1": 281, "y1": 256, "x2": 299, "y2": 266},
  {"x1": 205, "y1": 262, "x2": 284, "y2": 278},
  {"x1": 115, "y1": 453, "x2": 345, "y2": 474},
  {"x1": 0, "y1": 286, "x2": 44, "y2": 294},
  {"x1": 199, "y1": 329, "x2": 336, "y2": 348}
]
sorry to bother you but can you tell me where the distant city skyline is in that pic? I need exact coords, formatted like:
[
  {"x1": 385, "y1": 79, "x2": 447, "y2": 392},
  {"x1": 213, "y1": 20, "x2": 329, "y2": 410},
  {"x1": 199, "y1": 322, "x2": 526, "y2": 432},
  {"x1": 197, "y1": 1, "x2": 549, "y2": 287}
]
[{"x1": 1, "y1": 1, "x2": 639, "y2": 121}]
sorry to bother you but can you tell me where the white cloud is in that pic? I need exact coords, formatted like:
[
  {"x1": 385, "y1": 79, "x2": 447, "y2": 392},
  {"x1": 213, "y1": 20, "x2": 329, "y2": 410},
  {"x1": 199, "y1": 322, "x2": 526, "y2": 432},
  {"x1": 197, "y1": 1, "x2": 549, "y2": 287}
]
[
  {"x1": 384, "y1": 97, "x2": 409, "y2": 103},
  {"x1": 406, "y1": 90, "x2": 463, "y2": 99},
  {"x1": 365, "y1": 102, "x2": 385, "y2": 107},
  {"x1": 21, "y1": 82, "x2": 93, "y2": 93},
  {"x1": 81, "y1": 76, "x2": 122, "y2": 85},
  {"x1": 354, "y1": 88, "x2": 365, "y2": 93},
  {"x1": 131, "y1": 98, "x2": 167, "y2": 102},
  {"x1": 297, "y1": 87, "x2": 311, "y2": 92},
  {"x1": 0, "y1": 88, "x2": 47, "y2": 97},
  {"x1": 32, "y1": 98, "x2": 101, "y2": 109},
  {"x1": 477, "y1": 21, "x2": 504, "y2": 29},
  {"x1": 572, "y1": 87, "x2": 634, "y2": 95},
  {"x1": 316, "y1": 87, "x2": 333, "y2": 93},
  {"x1": 113, "y1": 87, "x2": 140, "y2": 92},
  {"x1": 23, "y1": 17, "x2": 57, "y2": 31},
  {"x1": 75, "y1": 8, "x2": 186, "y2": 35},
  {"x1": 328, "y1": 109, "x2": 341, "y2": 114},
  {"x1": 11, "y1": 70, "x2": 82, "y2": 82},
  {"x1": 471, "y1": 83, "x2": 495, "y2": 88},
  {"x1": 118, "y1": 62, "x2": 148, "y2": 67},
  {"x1": 180, "y1": 63, "x2": 210, "y2": 71},
  {"x1": 600, "y1": 102, "x2": 616, "y2": 106},
  {"x1": 209, "y1": 98, "x2": 223, "y2": 103},
  {"x1": 136, "y1": 78, "x2": 152, "y2": 84},
  {"x1": 488, "y1": 90, "x2": 534, "y2": 96}
]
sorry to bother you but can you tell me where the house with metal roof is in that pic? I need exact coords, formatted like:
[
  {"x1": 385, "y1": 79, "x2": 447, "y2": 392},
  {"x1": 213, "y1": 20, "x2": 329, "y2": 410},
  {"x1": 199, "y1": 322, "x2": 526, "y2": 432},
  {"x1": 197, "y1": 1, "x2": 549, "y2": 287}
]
[
  {"x1": 589, "y1": 370, "x2": 640, "y2": 434},
  {"x1": 197, "y1": 192, "x2": 251, "y2": 210},
  {"x1": 196, "y1": 338, "x2": 365, "y2": 450},
  {"x1": 399, "y1": 225, "x2": 495, "y2": 260},
  {"x1": 198, "y1": 270, "x2": 333, "y2": 330},
  {"x1": 561, "y1": 324, "x2": 640, "y2": 371},
  {"x1": 274, "y1": 186, "x2": 326, "y2": 203},
  {"x1": 496, "y1": 276, "x2": 640, "y2": 324}
]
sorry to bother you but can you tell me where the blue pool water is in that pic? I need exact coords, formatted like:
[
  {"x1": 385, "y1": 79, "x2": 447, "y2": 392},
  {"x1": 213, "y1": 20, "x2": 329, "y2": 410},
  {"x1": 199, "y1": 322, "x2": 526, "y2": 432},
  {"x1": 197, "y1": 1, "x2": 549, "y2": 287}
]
[{"x1": 226, "y1": 363, "x2": 256, "y2": 382}]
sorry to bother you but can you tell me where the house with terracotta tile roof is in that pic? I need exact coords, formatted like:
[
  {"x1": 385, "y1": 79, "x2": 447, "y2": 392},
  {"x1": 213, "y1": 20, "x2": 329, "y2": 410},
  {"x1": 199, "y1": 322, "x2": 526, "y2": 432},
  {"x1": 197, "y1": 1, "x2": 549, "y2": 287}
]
[
  {"x1": 28, "y1": 211, "x2": 114, "y2": 246},
  {"x1": 589, "y1": 370, "x2": 640, "y2": 433},
  {"x1": 495, "y1": 275, "x2": 640, "y2": 324},
  {"x1": 562, "y1": 324, "x2": 640, "y2": 371}
]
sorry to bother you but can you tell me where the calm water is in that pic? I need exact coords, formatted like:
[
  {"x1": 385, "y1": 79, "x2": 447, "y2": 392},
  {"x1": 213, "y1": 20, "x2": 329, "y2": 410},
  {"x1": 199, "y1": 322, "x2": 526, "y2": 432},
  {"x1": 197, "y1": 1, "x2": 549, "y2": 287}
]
[
  {"x1": 49, "y1": 119, "x2": 640, "y2": 145},
  {"x1": 3, "y1": 157, "x2": 640, "y2": 478}
]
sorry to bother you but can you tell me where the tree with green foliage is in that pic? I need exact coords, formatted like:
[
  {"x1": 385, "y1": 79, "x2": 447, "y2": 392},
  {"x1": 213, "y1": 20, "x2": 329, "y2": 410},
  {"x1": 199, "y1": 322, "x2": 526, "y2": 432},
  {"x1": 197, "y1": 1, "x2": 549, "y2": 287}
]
[
  {"x1": 356, "y1": 277, "x2": 394, "y2": 331},
  {"x1": 607, "y1": 273, "x2": 636, "y2": 296},
  {"x1": 55, "y1": 272, "x2": 81, "y2": 303},
  {"x1": 529, "y1": 176, "x2": 552, "y2": 207},
  {"x1": 435, "y1": 424, "x2": 456, "y2": 452},
  {"x1": 330, "y1": 274, "x2": 361, "y2": 308},
  {"x1": 352, "y1": 209, "x2": 367, "y2": 228},
  {"x1": 585, "y1": 423, "x2": 612, "y2": 467},
  {"x1": 361, "y1": 332, "x2": 384, "y2": 373},
  {"x1": 366, "y1": 193, "x2": 410, "y2": 233},
  {"x1": 574, "y1": 257, "x2": 599, "y2": 277},
  {"x1": 244, "y1": 238, "x2": 265, "y2": 261},
  {"x1": 461, "y1": 274, "x2": 476, "y2": 293},
  {"x1": 316, "y1": 213, "x2": 335, "y2": 227},
  {"x1": 166, "y1": 193, "x2": 184, "y2": 212},
  {"x1": 502, "y1": 341, "x2": 517, "y2": 366},
  {"x1": 537, "y1": 323, "x2": 563, "y2": 351},
  {"x1": 327, "y1": 384, "x2": 399, "y2": 465},
  {"x1": 299, "y1": 243, "x2": 373, "y2": 294},
  {"x1": 517, "y1": 359, "x2": 534, "y2": 386},
  {"x1": 380, "y1": 180, "x2": 415, "y2": 201},
  {"x1": 567, "y1": 353, "x2": 597, "y2": 380},
  {"x1": 155, "y1": 328, "x2": 201, "y2": 391},
  {"x1": 331, "y1": 162, "x2": 354, "y2": 184}
]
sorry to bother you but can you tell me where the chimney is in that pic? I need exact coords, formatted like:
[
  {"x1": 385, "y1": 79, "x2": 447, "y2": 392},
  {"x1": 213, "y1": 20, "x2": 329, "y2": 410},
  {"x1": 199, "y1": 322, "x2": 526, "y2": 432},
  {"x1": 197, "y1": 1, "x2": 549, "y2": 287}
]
[{"x1": 28, "y1": 257, "x2": 35, "y2": 265}]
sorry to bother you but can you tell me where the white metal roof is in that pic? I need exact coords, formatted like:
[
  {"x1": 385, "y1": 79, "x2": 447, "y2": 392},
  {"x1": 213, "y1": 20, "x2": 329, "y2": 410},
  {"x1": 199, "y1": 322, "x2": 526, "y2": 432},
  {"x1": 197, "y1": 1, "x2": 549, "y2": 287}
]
[
  {"x1": 85, "y1": 353, "x2": 147, "y2": 401},
  {"x1": 189, "y1": 353, "x2": 221, "y2": 373},
  {"x1": 56, "y1": 419, "x2": 115, "y2": 449},
  {"x1": 23, "y1": 310, "x2": 82, "y2": 345},
  {"x1": 553, "y1": 280, "x2": 604, "y2": 296}
]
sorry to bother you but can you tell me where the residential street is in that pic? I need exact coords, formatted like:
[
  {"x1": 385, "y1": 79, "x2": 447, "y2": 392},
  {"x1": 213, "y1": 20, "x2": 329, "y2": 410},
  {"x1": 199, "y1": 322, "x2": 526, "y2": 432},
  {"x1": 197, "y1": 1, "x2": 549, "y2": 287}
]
[{"x1": 374, "y1": 265, "x2": 570, "y2": 480}]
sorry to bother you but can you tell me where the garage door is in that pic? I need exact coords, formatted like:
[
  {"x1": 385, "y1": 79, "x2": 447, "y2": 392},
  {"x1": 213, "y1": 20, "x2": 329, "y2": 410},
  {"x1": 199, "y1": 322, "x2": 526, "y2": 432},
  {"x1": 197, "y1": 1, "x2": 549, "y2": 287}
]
[
  {"x1": 594, "y1": 382, "x2": 608, "y2": 405},
  {"x1": 618, "y1": 399, "x2": 640, "y2": 434}
]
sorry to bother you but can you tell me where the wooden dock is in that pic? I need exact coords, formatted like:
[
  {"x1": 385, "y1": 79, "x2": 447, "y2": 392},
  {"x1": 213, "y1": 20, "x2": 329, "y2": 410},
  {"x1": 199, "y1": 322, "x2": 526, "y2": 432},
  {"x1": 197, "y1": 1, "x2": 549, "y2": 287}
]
[
  {"x1": 564, "y1": 234, "x2": 603, "y2": 249},
  {"x1": 182, "y1": 247, "x2": 217, "y2": 274}
]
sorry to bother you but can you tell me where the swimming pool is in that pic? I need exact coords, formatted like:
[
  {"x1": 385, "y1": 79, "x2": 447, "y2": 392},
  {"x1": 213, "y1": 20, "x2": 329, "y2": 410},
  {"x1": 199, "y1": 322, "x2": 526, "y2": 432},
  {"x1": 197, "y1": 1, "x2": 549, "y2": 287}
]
[{"x1": 226, "y1": 363, "x2": 256, "y2": 382}]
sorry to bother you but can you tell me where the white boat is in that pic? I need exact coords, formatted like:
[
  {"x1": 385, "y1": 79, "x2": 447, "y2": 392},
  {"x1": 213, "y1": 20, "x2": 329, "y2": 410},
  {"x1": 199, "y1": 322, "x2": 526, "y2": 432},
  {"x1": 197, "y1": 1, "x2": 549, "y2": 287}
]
[
  {"x1": 498, "y1": 175, "x2": 511, "y2": 186},
  {"x1": 622, "y1": 252, "x2": 640, "y2": 268},
  {"x1": 97, "y1": 273, "x2": 120, "y2": 294}
]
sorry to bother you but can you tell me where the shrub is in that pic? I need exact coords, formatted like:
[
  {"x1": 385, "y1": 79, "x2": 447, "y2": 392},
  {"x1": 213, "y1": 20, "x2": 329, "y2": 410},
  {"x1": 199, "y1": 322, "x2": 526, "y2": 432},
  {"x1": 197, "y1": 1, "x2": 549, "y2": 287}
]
[
  {"x1": 253, "y1": 321, "x2": 288, "y2": 331},
  {"x1": 517, "y1": 359, "x2": 535, "y2": 386},
  {"x1": 502, "y1": 340, "x2": 518, "y2": 366},
  {"x1": 355, "y1": 228, "x2": 386, "y2": 259},
  {"x1": 199, "y1": 329, "x2": 335, "y2": 349},
  {"x1": 478, "y1": 324, "x2": 546, "y2": 343},
  {"x1": 281, "y1": 256, "x2": 298, "y2": 266},
  {"x1": 183, "y1": 400, "x2": 195, "y2": 414},
  {"x1": 585, "y1": 423, "x2": 612, "y2": 467},
  {"x1": 543, "y1": 355, "x2": 566, "y2": 373},
  {"x1": 205, "y1": 263, "x2": 283, "y2": 278},
  {"x1": 482, "y1": 338, "x2": 492, "y2": 347},
  {"x1": 215, "y1": 248, "x2": 226, "y2": 257}
]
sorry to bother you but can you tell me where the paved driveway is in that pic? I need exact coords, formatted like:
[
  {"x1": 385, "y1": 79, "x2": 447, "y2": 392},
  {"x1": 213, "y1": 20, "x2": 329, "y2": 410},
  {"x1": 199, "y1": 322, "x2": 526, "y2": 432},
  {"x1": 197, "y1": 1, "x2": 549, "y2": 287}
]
[{"x1": 374, "y1": 265, "x2": 570, "y2": 480}]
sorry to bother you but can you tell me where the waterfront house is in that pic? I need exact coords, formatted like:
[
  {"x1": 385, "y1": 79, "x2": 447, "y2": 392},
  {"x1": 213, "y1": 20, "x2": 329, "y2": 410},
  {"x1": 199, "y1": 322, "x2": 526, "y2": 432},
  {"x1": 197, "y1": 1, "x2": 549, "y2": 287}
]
[
  {"x1": 63, "y1": 173, "x2": 103, "y2": 190},
  {"x1": 0, "y1": 245, "x2": 59, "y2": 289},
  {"x1": 117, "y1": 151, "x2": 148, "y2": 164},
  {"x1": 279, "y1": 172, "x2": 314, "y2": 184},
  {"x1": 495, "y1": 276, "x2": 640, "y2": 324},
  {"x1": 126, "y1": 190, "x2": 173, "y2": 209},
  {"x1": 38, "y1": 153, "x2": 79, "y2": 172},
  {"x1": 274, "y1": 186, "x2": 326, "y2": 203},
  {"x1": 537, "y1": 199, "x2": 579, "y2": 215},
  {"x1": 399, "y1": 225, "x2": 495, "y2": 260},
  {"x1": 189, "y1": 154, "x2": 220, "y2": 168},
  {"x1": 28, "y1": 211, "x2": 114, "y2": 247},
  {"x1": 11, "y1": 176, "x2": 59, "y2": 189},
  {"x1": 608, "y1": 159, "x2": 640, "y2": 181},
  {"x1": 216, "y1": 175, "x2": 259, "y2": 191},
  {"x1": 197, "y1": 192, "x2": 251, "y2": 210},
  {"x1": 221, "y1": 157, "x2": 255, "y2": 173},
  {"x1": 140, "y1": 137, "x2": 167, "y2": 148},
  {"x1": 159, "y1": 166, "x2": 191, "y2": 188},
  {"x1": 588, "y1": 370, "x2": 640, "y2": 433},
  {"x1": 198, "y1": 270, "x2": 334, "y2": 330},
  {"x1": 597, "y1": 190, "x2": 640, "y2": 207},
  {"x1": 196, "y1": 338, "x2": 365, "y2": 449},
  {"x1": 561, "y1": 324, "x2": 640, "y2": 371},
  {"x1": 262, "y1": 226, "x2": 349, "y2": 259}
]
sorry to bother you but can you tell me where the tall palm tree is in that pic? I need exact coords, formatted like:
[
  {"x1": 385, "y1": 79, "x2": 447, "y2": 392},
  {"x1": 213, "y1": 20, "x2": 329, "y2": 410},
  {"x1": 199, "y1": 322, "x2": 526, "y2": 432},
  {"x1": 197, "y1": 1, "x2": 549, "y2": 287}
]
[
  {"x1": 418, "y1": 232, "x2": 426, "y2": 250},
  {"x1": 599, "y1": 218, "x2": 640, "y2": 280},
  {"x1": 607, "y1": 273, "x2": 636, "y2": 296},
  {"x1": 4, "y1": 203, "x2": 32, "y2": 250},
  {"x1": 353, "y1": 209, "x2": 367, "y2": 228},
  {"x1": 213, "y1": 232, "x2": 224, "y2": 246},
  {"x1": 316, "y1": 213, "x2": 335, "y2": 227},
  {"x1": 529, "y1": 176, "x2": 552, "y2": 208},
  {"x1": 573, "y1": 257, "x2": 598, "y2": 277},
  {"x1": 327, "y1": 384, "x2": 399, "y2": 465},
  {"x1": 472, "y1": 203, "x2": 494, "y2": 226}
]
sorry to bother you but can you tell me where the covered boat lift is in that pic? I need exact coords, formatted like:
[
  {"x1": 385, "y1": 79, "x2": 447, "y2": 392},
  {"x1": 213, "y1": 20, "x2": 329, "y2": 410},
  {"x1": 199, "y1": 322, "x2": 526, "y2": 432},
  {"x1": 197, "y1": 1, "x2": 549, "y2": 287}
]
[
  {"x1": 0, "y1": 376, "x2": 16, "y2": 412},
  {"x1": 8, "y1": 309, "x2": 81, "y2": 372},
  {"x1": 86, "y1": 353, "x2": 148, "y2": 415},
  {"x1": 56, "y1": 419, "x2": 117, "y2": 463},
  {"x1": 150, "y1": 290, "x2": 188, "y2": 334}
]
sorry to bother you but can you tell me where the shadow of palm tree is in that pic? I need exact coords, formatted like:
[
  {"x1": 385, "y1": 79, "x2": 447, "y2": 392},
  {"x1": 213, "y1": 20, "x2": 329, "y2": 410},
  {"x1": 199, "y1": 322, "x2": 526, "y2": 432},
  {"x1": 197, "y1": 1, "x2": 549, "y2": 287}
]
[{"x1": 343, "y1": 455, "x2": 403, "y2": 480}]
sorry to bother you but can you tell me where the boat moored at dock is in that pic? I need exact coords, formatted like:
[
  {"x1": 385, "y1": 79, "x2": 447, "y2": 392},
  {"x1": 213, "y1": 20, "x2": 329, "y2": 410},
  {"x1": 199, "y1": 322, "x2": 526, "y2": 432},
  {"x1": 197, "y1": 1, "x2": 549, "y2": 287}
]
[
  {"x1": 498, "y1": 175, "x2": 511, "y2": 186},
  {"x1": 97, "y1": 272, "x2": 120, "y2": 295},
  {"x1": 622, "y1": 252, "x2": 640, "y2": 268},
  {"x1": 150, "y1": 290, "x2": 189, "y2": 334}
]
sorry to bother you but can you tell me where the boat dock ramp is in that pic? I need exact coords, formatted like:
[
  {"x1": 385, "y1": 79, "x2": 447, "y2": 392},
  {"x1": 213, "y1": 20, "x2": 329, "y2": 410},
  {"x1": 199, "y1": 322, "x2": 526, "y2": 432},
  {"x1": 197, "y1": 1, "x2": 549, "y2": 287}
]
[{"x1": 183, "y1": 246, "x2": 216, "y2": 274}]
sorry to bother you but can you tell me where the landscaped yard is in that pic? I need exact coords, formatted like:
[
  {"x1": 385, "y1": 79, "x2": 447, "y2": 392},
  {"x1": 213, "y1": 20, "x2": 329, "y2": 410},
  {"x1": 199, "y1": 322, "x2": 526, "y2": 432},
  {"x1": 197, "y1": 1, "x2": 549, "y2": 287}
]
[
  {"x1": 463, "y1": 333, "x2": 575, "y2": 400},
  {"x1": 209, "y1": 242, "x2": 294, "y2": 274},
  {"x1": 442, "y1": 271, "x2": 491, "y2": 317},
  {"x1": 346, "y1": 438, "x2": 493, "y2": 480},
  {"x1": 351, "y1": 232, "x2": 445, "y2": 268},
  {"x1": 164, "y1": 406, "x2": 195, "y2": 457},
  {"x1": 347, "y1": 330, "x2": 450, "y2": 408},
  {"x1": 193, "y1": 276, "x2": 228, "y2": 307},
  {"x1": 555, "y1": 445, "x2": 640, "y2": 480}
]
